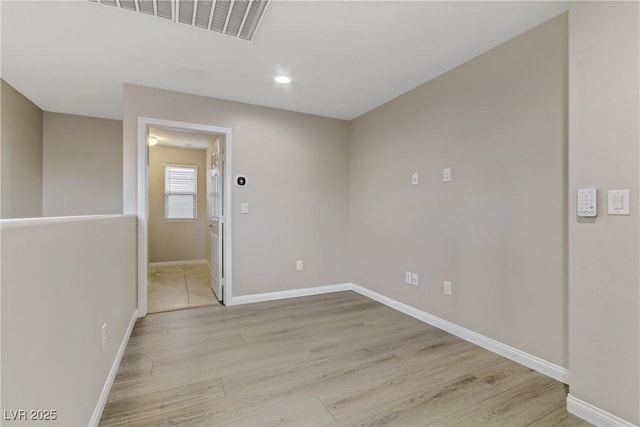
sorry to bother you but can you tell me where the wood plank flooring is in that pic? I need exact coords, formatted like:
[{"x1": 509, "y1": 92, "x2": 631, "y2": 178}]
[{"x1": 100, "y1": 291, "x2": 590, "y2": 427}]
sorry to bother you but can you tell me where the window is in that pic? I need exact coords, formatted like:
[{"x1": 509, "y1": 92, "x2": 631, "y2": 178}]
[{"x1": 164, "y1": 165, "x2": 197, "y2": 220}]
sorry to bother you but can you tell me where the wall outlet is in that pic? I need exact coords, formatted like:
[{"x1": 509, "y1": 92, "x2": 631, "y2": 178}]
[
  {"x1": 443, "y1": 168, "x2": 452, "y2": 182},
  {"x1": 444, "y1": 281, "x2": 452, "y2": 296},
  {"x1": 101, "y1": 323, "x2": 107, "y2": 351},
  {"x1": 411, "y1": 273, "x2": 419, "y2": 286},
  {"x1": 296, "y1": 260, "x2": 304, "y2": 271},
  {"x1": 405, "y1": 271, "x2": 412, "y2": 284}
]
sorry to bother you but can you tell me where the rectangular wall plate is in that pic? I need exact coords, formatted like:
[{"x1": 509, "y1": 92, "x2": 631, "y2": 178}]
[
  {"x1": 411, "y1": 273, "x2": 418, "y2": 286},
  {"x1": 443, "y1": 168, "x2": 452, "y2": 182},
  {"x1": 608, "y1": 189, "x2": 630, "y2": 215},
  {"x1": 444, "y1": 281, "x2": 452, "y2": 296},
  {"x1": 405, "y1": 272, "x2": 412, "y2": 284}
]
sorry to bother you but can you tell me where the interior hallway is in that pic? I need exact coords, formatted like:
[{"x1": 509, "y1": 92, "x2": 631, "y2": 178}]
[{"x1": 148, "y1": 263, "x2": 218, "y2": 313}]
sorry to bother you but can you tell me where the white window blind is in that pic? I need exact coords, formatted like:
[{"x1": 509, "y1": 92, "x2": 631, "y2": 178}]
[{"x1": 165, "y1": 165, "x2": 197, "y2": 220}]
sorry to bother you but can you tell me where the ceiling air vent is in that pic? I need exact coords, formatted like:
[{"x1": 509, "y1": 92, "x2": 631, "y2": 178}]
[{"x1": 91, "y1": 0, "x2": 269, "y2": 41}]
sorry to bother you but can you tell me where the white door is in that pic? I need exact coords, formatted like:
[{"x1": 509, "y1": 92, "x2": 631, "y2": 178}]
[{"x1": 209, "y1": 139, "x2": 225, "y2": 302}]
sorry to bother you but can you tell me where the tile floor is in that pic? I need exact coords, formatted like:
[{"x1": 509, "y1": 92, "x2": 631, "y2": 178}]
[{"x1": 147, "y1": 263, "x2": 219, "y2": 313}]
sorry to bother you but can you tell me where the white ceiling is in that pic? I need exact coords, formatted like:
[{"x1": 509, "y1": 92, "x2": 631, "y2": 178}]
[
  {"x1": 150, "y1": 126, "x2": 215, "y2": 150},
  {"x1": 1, "y1": 1, "x2": 568, "y2": 121}
]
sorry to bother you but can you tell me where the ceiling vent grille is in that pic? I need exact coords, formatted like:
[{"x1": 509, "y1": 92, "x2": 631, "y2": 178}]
[{"x1": 91, "y1": 0, "x2": 269, "y2": 41}]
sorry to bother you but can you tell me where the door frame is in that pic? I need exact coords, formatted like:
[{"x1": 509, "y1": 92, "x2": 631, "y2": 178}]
[{"x1": 137, "y1": 117, "x2": 233, "y2": 317}]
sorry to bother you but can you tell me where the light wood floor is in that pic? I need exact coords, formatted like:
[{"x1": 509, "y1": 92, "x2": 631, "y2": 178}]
[
  {"x1": 148, "y1": 264, "x2": 219, "y2": 313},
  {"x1": 100, "y1": 291, "x2": 591, "y2": 427}
]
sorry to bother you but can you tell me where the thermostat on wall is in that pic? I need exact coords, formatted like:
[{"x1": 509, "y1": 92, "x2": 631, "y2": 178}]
[{"x1": 234, "y1": 175, "x2": 247, "y2": 187}]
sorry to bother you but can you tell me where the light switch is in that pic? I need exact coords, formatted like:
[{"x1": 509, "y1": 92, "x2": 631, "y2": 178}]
[
  {"x1": 240, "y1": 202, "x2": 249, "y2": 214},
  {"x1": 608, "y1": 189, "x2": 630, "y2": 215},
  {"x1": 614, "y1": 194, "x2": 623, "y2": 210},
  {"x1": 411, "y1": 173, "x2": 419, "y2": 185}
]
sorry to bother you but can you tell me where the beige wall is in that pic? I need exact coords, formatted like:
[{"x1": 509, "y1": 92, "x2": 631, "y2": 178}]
[
  {"x1": 1, "y1": 79, "x2": 43, "y2": 218},
  {"x1": 1, "y1": 215, "x2": 137, "y2": 426},
  {"x1": 123, "y1": 85, "x2": 351, "y2": 296},
  {"x1": 349, "y1": 15, "x2": 568, "y2": 367},
  {"x1": 149, "y1": 145, "x2": 208, "y2": 263},
  {"x1": 568, "y1": 2, "x2": 639, "y2": 424},
  {"x1": 43, "y1": 112, "x2": 122, "y2": 216}
]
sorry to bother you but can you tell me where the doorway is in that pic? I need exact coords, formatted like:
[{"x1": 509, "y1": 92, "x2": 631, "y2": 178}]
[{"x1": 137, "y1": 118, "x2": 233, "y2": 317}]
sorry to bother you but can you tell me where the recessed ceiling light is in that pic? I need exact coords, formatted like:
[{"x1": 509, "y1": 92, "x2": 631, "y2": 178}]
[
  {"x1": 275, "y1": 75, "x2": 291, "y2": 84},
  {"x1": 148, "y1": 136, "x2": 158, "y2": 146}
]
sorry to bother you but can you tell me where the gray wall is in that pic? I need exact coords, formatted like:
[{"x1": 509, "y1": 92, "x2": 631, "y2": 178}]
[
  {"x1": 349, "y1": 15, "x2": 568, "y2": 367},
  {"x1": 43, "y1": 112, "x2": 123, "y2": 216},
  {"x1": 568, "y1": 2, "x2": 639, "y2": 424},
  {"x1": 1, "y1": 79, "x2": 43, "y2": 218},
  {"x1": 149, "y1": 145, "x2": 208, "y2": 263},
  {"x1": 1, "y1": 215, "x2": 137, "y2": 426},
  {"x1": 123, "y1": 85, "x2": 351, "y2": 296}
]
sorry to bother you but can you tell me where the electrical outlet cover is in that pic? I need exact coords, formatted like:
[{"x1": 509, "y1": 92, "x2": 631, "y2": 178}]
[{"x1": 444, "y1": 281, "x2": 452, "y2": 296}]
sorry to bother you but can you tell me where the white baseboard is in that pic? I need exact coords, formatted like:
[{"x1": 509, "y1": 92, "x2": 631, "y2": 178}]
[
  {"x1": 87, "y1": 285, "x2": 632, "y2": 426},
  {"x1": 89, "y1": 309, "x2": 138, "y2": 427},
  {"x1": 350, "y1": 284, "x2": 570, "y2": 384},
  {"x1": 148, "y1": 259, "x2": 208, "y2": 267},
  {"x1": 567, "y1": 394, "x2": 637, "y2": 427},
  {"x1": 229, "y1": 283, "x2": 352, "y2": 305},
  {"x1": 227, "y1": 282, "x2": 568, "y2": 384}
]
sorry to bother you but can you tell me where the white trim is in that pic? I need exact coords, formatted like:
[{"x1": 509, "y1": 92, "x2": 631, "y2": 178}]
[
  {"x1": 89, "y1": 309, "x2": 138, "y2": 427},
  {"x1": 227, "y1": 282, "x2": 569, "y2": 383},
  {"x1": 567, "y1": 394, "x2": 637, "y2": 427},
  {"x1": 0, "y1": 214, "x2": 134, "y2": 229},
  {"x1": 350, "y1": 284, "x2": 570, "y2": 384},
  {"x1": 137, "y1": 117, "x2": 233, "y2": 316},
  {"x1": 229, "y1": 284, "x2": 352, "y2": 305},
  {"x1": 82, "y1": 286, "x2": 634, "y2": 427},
  {"x1": 137, "y1": 117, "x2": 149, "y2": 317},
  {"x1": 164, "y1": 163, "x2": 200, "y2": 168},
  {"x1": 222, "y1": 129, "x2": 233, "y2": 306},
  {"x1": 148, "y1": 259, "x2": 208, "y2": 268}
]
